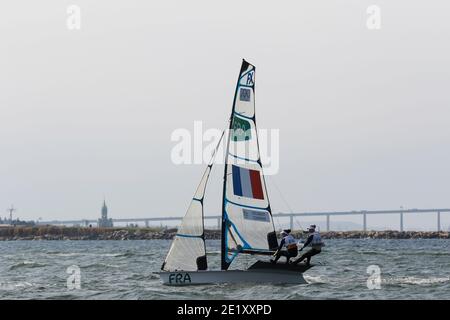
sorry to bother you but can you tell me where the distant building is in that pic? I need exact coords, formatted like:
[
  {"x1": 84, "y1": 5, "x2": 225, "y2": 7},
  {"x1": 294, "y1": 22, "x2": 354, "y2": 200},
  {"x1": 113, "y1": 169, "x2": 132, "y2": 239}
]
[{"x1": 98, "y1": 200, "x2": 113, "y2": 228}]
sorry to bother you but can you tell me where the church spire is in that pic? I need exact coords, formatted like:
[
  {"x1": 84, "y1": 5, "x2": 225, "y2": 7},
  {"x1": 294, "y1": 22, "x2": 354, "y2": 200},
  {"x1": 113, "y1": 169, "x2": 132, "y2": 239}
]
[
  {"x1": 99, "y1": 197, "x2": 113, "y2": 228},
  {"x1": 101, "y1": 198, "x2": 108, "y2": 219}
]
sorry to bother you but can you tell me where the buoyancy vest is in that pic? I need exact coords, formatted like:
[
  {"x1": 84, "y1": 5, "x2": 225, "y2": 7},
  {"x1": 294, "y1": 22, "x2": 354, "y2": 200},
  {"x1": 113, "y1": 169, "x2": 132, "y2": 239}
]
[
  {"x1": 283, "y1": 234, "x2": 297, "y2": 251},
  {"x1": 310, "y1": 232, "x2": 323, "y2": 250}
]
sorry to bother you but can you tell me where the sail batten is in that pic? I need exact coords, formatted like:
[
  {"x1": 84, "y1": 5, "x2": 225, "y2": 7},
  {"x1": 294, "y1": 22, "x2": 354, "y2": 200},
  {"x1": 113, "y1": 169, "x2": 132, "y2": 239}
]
[{"x1": 221, "y1": 60, "x2": 278, "y2": 270}]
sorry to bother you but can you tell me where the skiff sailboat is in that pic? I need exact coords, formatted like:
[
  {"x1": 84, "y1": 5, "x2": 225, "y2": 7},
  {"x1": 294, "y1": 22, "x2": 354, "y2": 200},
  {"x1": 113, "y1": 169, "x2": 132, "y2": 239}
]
[{"x1": 158, "y1": 60, "x2": 312, "y2": 285}]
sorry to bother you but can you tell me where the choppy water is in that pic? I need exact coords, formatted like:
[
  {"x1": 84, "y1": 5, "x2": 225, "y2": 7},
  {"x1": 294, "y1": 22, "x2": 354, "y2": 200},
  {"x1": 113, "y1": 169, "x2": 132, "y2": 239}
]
[{"x1": 0, "y1": 239, "x2": 449, "y2": 299}]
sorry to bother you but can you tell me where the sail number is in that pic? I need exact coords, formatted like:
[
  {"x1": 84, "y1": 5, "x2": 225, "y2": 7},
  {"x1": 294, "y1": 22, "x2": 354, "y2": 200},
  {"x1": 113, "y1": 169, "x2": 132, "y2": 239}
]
[{"x1": 169, "y1": 273, "x2": 192, "y2": 284}]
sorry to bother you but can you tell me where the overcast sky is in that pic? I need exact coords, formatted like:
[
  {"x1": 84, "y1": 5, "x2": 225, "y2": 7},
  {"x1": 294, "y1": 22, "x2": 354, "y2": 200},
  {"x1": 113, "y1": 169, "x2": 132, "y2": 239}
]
[{"x1": 1, "y1": 1, "x2": 449, "y2": 230}]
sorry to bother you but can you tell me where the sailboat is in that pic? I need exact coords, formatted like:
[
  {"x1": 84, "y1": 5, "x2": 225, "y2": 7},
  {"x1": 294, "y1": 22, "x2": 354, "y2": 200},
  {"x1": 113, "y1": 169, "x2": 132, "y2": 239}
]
[{"x1": 158, "y1": 60, "x2": 312, "y2": 285}]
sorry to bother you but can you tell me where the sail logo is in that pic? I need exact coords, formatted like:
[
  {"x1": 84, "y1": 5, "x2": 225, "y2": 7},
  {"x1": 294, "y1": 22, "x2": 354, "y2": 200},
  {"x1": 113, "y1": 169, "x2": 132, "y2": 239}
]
[
  {"x1": 170, "y1": 121, "x2": 280, "y2": 175},
  {"x1": 232, "y1": 116, "x2": 251, "y2": 141},
  {"x1": 239, "y1": 88, "x2": 251, "y2": 102},
  {"x1": 246, "y1": 71, "x2": 254, "y2": 85},
  {"x1": 169, "y1": 273, "x2": 192, "y2": 284},
  {"x1": 243, "y1": 209, "x2": 270, "y2": 222}
]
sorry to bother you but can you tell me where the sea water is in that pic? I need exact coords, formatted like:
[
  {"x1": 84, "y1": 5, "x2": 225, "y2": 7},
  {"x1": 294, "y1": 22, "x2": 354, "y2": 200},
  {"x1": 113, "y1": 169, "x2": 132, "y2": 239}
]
[{"x1": 0, "y1": 239, "x2": 449, "y2": 299}]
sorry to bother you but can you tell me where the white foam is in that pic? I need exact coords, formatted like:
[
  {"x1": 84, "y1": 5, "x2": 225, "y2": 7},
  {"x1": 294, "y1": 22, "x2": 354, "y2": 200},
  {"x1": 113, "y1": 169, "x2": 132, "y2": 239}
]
[
  {"x1": 0, "y1": 282, "x2": 33, "y2": 291},
  {"x1": 385, "y1": 276, "x2": 450, "y2": 285},
  {"x1": 304, "y1": 275, "x2": 329, "y2": 284}
]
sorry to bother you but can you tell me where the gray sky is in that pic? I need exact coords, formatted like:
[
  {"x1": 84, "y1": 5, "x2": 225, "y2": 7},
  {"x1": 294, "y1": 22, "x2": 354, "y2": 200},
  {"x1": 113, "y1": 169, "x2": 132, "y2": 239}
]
[{"x1": 1, "y1": 1, "x2": 449, "y2": 230}]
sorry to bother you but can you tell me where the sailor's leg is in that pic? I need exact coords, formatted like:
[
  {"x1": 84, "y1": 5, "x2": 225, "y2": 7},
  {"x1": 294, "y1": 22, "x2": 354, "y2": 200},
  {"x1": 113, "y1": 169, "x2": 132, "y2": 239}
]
[
  {"x1": 303, "y1": 250, "x2": 314, "y2": 265},
  {"x1": 272, "y1": 251, "x2": 281, "y2": 263},
  {"x1": 292, "y1": 251, "x2": 307, "y2": 265},
  {"x1": 272, "y1": 250, "x2": 286, "y2": 263},
  {"x1": 305, "y1": 249, "x2": 321, "y2": 265},
  {"x1": 285, "y1": 253, "x2": 294, "y2": 264},
  {"x1": 286, "y1": 249, "x2": 298, "y2": 264}
]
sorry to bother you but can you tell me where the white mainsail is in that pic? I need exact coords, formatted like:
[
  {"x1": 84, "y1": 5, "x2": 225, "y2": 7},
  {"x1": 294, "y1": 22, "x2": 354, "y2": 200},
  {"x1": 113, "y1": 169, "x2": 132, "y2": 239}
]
[
  {"x1": 221, "y1": 60, "x2": 278, "y2": 270},
  {"x1": 162, "y1": 132, "x2": 224, "y2": 272}
]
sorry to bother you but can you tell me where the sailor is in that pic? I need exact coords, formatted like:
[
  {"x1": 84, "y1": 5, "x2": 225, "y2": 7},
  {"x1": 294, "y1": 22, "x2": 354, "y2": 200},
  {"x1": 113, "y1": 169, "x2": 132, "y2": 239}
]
[
  {"x1": 292, "y1": 225, "x2": 323, "y2": 266},
  {"x1": 271, "y1": 229, "x2": 298, "y2": 264}
]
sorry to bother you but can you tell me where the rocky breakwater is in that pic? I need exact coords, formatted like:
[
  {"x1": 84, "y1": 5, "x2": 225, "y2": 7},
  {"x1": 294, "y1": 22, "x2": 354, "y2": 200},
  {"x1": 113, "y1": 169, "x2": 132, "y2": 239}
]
[
  {"x1": 0, "y1": 226, "x2": 448, "y2": 240},
  {"x1": 292, "y1": 230, "x2": 450, "y2": 239},
  {"x1": 0, "y1": 226, "x2": 224, "y2": 241}
]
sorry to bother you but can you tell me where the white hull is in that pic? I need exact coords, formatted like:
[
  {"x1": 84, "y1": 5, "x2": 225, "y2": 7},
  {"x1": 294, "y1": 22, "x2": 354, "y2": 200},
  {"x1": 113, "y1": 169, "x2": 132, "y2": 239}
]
[{"x1": 157, "y1": 269, "x2": 307, "y2": 286}]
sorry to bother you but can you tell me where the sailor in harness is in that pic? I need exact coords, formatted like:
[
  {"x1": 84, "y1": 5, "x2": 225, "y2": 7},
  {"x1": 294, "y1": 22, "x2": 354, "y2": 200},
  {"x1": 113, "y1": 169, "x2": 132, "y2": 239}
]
[
  {"x1": 271, "y1": 229, "x2": 298, "y2": 264},
  {"x1": 292, "y1": 225, "x2": 323, "y2": 266}
]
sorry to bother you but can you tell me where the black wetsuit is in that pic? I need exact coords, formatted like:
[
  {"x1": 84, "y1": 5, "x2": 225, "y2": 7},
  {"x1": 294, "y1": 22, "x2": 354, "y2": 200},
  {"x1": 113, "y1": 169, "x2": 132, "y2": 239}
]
[
  {"x1": 292, "y1": 233, "x2": 321, "y2": 265},
  {"x1": 273, "y1": 236, "x2": 298, "y2": 263}
]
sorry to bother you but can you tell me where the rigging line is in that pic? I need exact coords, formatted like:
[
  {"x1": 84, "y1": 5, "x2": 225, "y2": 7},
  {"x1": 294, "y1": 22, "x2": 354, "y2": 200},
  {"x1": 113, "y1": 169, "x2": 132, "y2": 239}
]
[
  {"x1": 267, "y1": 175, "x2": 305, "y2": 232},
  {"x1": 203, "y1": 129, "x2": 225, "y2": 226},
  {"x1": 207, "y1": 129, "x2": 226, "y2": 166},
  {"x1": 264, "y1": 176, "x2": 283, "y2": 231},
  {"x1": 267, "y1": 175, "x2": 294, "y2": 213},
  {"x1": 189, "y1": 129, "x2": 225, "y2": 210}
]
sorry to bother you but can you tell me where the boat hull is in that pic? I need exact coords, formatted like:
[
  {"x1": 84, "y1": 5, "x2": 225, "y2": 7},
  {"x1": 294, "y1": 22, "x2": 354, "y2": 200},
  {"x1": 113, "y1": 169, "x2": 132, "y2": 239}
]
[{"x1": 157, "y1": 261, "x2": 312, "y2": 285}]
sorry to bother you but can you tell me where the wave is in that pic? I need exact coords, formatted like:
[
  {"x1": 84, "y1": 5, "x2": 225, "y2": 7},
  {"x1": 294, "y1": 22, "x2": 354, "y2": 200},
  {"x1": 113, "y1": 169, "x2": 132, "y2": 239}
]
[
  {"x1": 100, "y1": 252, "x2": 133, "y2": 257},
  {"x1": 359, "y1": 251, "x2": 386, "y2": 255},
  {"x1": 398, "y1": 252, "x2": 450, "y2": 257},
  {"x1": 304, "y1": 275, "x2": 330, "y2": 284},
  {"x1": 45, "y1": 251, "x2": 137, "y2": 258},
  {"x1": 125, "y1": 273, "x2": 159, "y2": 281},
  {"x1": 0, "y1": 282, "x2": 33, "y2": 291},
  {"x1": 384, "y1": 276, "x2": 450, "y2": 286},
  {"x1": 50, "y1": 252, "x2": 84, "y2": 257},
  {"x1": 82, "y1": 263, "x2": 121, "y2": 269},
  {"x1": 9, "y1": 261, "x2": 46, "y2": 270}
]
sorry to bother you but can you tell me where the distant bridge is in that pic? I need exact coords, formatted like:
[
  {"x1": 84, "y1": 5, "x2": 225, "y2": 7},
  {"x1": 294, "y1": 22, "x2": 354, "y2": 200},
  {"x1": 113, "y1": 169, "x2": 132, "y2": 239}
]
[{"x1": 38, "y1": 208, "x2": 450, "y2": 232}]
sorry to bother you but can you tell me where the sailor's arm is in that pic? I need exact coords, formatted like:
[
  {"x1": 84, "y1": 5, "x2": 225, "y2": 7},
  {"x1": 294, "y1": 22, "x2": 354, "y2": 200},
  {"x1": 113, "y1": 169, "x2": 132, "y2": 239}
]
[
  {"x1": 277, "y1": 238, "x2": 285, "y2": 251},
  {"x1": 301, "y1": 235, "x2": 313, "y2": 250}
]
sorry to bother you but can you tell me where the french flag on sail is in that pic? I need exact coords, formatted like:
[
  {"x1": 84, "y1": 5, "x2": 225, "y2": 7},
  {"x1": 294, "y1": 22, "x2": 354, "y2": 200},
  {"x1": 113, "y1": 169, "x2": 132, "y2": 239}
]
[{"x1": 232, "y1": 165, "x2": 264, "y2": 200}]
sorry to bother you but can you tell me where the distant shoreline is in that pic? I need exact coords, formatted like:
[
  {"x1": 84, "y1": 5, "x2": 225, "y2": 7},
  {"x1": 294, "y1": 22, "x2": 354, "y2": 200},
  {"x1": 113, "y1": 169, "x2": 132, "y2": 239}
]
[{"x1": 0, "y1": 226, "x2": 448, "y2": 241}]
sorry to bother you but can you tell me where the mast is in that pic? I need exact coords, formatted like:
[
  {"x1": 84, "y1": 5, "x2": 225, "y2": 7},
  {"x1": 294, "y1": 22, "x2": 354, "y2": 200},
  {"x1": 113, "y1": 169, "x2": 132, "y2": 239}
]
[{"x1": 221, "y1": 59, "x2": 251, "y2": 270}]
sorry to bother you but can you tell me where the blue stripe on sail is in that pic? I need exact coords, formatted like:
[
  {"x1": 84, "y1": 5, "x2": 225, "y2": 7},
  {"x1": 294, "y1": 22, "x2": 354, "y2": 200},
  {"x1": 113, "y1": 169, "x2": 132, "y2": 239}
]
[
  {"x1": 229, "y1": 219, "x2": 251, "y2": 249},
  {"x1": 233, "y1": 111, "x2": 254, "y2": 120},
  {"x1": 239, "y1": 167, "x2": 253, "y2": 198},
  {"x1": 232, "y1": 165, "x2": 242, "y2": 196},
  {"x1": 223, "y1": 210, "x2": 251, "y2": 264},
  {"x1": 225, "y1": 198, "x2": 268, "y2": 211},
  {"x1": 239, "y1": 68, "x2": 253, "y2": 80},
  {"x1": 225, "y1": 232, "x2": 240, "y2": 264},
  {"x1": 192, "y1": 198, "x2": 202, "y2": 202},
  {"x1": 228, "y1": 152, "x2": 259, "y2": 163},
  {"x1": 176, "y1": 234, "x2": 202, "y2": 238}
]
